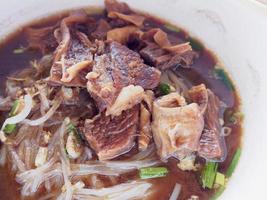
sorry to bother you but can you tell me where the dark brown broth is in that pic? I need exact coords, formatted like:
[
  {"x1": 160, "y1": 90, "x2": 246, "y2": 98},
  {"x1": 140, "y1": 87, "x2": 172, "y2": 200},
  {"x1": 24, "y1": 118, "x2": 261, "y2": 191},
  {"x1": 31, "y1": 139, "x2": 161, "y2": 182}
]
[{"x1": 0, "y1": 8, "x2": 242, "y2": 200}]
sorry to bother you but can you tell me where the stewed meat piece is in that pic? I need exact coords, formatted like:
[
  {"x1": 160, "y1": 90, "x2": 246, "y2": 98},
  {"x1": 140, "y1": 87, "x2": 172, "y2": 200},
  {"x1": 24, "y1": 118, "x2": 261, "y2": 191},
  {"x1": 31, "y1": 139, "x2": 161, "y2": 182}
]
[
  {"x1": 84, "y1": 105, "x2": 139, "y2": 160},
  {"x1": 48, "y1": 13, "x2": 93, "y2": 87},
  {"x1": 151, "y1": 93, "x2": 204, "y2": 161},
  {"x1": 87, "y1": 41, "x2": 160, "y2": 115},
  {"x1": 188, "y1": 84, "x2": 226, "y2": 161}
]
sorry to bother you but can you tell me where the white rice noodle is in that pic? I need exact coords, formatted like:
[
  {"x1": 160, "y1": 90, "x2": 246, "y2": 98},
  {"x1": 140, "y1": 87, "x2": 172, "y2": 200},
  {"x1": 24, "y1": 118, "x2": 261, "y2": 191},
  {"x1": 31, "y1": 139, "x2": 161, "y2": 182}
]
[
  {"x1": 48, "y1": 124, "x2": 62, "y2": 151},
  {"x1": 168, "y1": 70, "x2": 189, "y2": 94},
  {"x1": 11, "y1": 162, "x2": 18, "y2": 172},
  {"x1": 13, "y1": 124, "x2": 32, "y2": 146},
  {"x1": 130, "y1": 144, "x2": 156, "y2": 160},
  {"x1": 59, "y1": 156, "x2": 73, "y2": 200},
  {"x1": 8, "y1": 145, "x2": 26, "y2": 172},
  {"x1": 160, "y1": 70, "x2": 189, "y2": 95},
  {"x1": 76, "y1": 152, "x2": 87, "y2": 164},
  {"x1": 73, "y1": 181, "x2": 152, "y2": 200},
  {"x1": 71, "y1": 146, "x2": 159, "y2": 177},
  {"x1": 37, "y1": 84, "x2": 50, "y2": 115},
  {"x1": 76, "y1": 147, "x2": 93, "y2": 163},
  {"x1": 84, "y1": 147, "x2": 93, "y2": 160},
  {"x1": 0, "y1": 145, "x2": 7, "y2": 166},
  {"x1": 17, "y1": 140, "x2": 26, "y2": 162},
  {"x1": 16, "y1": 158, "x2": 61, "y2": 196},
  {"x1": 71, "y1": 164, "x2": 122, "y2": 177},
  {"x1": 39, "y1": 192, "x2": 58, "y2": 200},
  {"x1": 44, "y1": 180, "x2": 52, "y2": 193},
  {"x1": 24, "y1": 140, "x2": 32, "y2": 169},
  {"x1": 0, "y1": 96, "x2": 12, "y2": 111},
  {"x1": 101, "y1": 158, "x2": 159, "y2": 170},
  {"x1": 169, "y1": 183, "x2": 182, "y2": 200},
  {"x1": 71, "y1": 158, "x2": 159, "y2": 177},
  {"x1": 57, "y1": 120, "x2": 73, "y2": 200},
  {"x1": 1, "y1": 94, "x2": 33, "y2": 131},
  {"x1": 35, "y1": 125, "x2": 44, "y2": 144},
  {"x1": 58, "y1": 121, "x2": 70, "y2": 171},
  {"x1": 22, "y1": 97, "x2": 62, "y2": 126},
  {"x1": 43, "y1": 119, "x2": 62, "y2": 127}
]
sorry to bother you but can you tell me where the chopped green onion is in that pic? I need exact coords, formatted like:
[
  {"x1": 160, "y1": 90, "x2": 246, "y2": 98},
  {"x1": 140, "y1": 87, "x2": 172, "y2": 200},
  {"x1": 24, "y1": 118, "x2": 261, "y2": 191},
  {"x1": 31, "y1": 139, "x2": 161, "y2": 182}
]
[
  {"x1": 159, "y1": 83, "x2": 171, "y2": 95},
  {"x1": 229, "y1": 112, "x2": 244, "y2": 124},
  {"x1": 188, "y1": 37, "x2": 203, "y2": 51},
  {"x1": 226, "y1": 147, "x2": 241, "y2": 177},
  {"x1": 67, "y1": 122, "x2": 83, "y2": 143},
  {"x1": 139, "y1": 167, "x2": 168, "y2": 179},
  {"x1": 164, "y1": 23, "x2": 180, "y2": 33},
  {"x1": 210, "y1": 186, "x2": 225, "y2": 200},
  {"x1": 214, "y1": 67, "x2": 234, "y2": 90},
  {"x1": 9, "y1": 100, "x2": 20, "y2": 116},
  {"x1": 67, "y1": 122, "x2": 77, "y2": 133},
  {"x1": 214, "y1": 172, "x2": 226, "y2": 187},
  {"x1": 3, "y1": 124, "x2": 16, "y2": 134},
  {"x1": 3, "y1": 99, "x2": 21, "y2": 134},
  {"x1": 13, "y1": 47, "x2": 25, "y2": 54},
  {"x1": 201, "y1": 162, "x2": 218, "y2": 189}
]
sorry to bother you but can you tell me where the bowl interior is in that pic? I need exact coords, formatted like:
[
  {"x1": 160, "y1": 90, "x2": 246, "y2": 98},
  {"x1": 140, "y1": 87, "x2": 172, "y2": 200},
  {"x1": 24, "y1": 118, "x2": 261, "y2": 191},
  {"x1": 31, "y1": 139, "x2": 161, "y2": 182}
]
[{"x1": 0, "y1": 0, "x2": 267, "y2": 199}]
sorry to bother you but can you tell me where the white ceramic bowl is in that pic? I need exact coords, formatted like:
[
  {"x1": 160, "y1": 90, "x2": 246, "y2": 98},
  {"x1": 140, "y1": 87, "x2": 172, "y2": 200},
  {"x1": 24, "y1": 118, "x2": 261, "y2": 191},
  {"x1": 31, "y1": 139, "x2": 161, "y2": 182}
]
[{"x1": 0, "y1": 0, "x2": 267, "y2": 199}]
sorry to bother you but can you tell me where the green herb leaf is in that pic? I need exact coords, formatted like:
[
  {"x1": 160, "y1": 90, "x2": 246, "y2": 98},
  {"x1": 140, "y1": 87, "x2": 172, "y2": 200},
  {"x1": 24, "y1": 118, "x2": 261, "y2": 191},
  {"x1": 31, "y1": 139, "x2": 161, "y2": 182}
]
[
  {"x1": 139, "y1": 167, "x2": 168, "y2": 179},
  {"x1": 226, "y1": 147, "x2": 241, "y2": 177},
  {"x1": 201, "y1": 162, "x2": 218, "y2": 189},
  {"x1": 159, "y1": 83, "x2": 171, "y2": 95},
  {"x1": 3, "y1": 124, "x2": 16, "y2": 134},
  {"x1": 188, "y1": 37, "x2": 203, "y2": 51},
  {"x1": 164, "y1": 23, "x2": 180, "y2": 33},
  {"x1": 211, "y1": 186, "x2": 225, "y2": 200},
  {"x1": 214, "y1": 67, "x2": 234, "y2": 90}
]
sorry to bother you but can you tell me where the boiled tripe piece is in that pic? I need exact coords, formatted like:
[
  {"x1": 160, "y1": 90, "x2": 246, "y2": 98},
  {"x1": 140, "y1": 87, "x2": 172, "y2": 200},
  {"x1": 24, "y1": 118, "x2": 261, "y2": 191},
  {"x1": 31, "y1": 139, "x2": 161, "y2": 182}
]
[{"x1": 152, "y1": 92, "x2": 204, "y2": 160}]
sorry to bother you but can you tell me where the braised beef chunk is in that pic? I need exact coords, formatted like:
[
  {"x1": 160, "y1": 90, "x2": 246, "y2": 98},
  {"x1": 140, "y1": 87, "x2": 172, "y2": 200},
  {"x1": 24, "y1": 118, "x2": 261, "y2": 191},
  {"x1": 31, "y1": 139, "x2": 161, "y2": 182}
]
[
  {"x1": 109, "y1": 42, "x2": 160, "y2": 89},
  {"x1": 49, "y1": 13, "x2": 93, "y2": 87},
  {"x1": 189, "y1": 84, "x2": 226, "y2": 161},
  {"x1": 87, "y1": 41, "x2": 161, "y2": 112},
  {"x1": 140, "y1": 42, "x2": 197, "y2": 70},
  {"x1": 199, "y1": 89, "x2": 226, "y2": 161},
  {"x1": 25, "y1": 26, "x2": 58, "y2": 54},
  {"x1": 127, "y1": 28, "x2": 197, "y2": 70},
  {"x1": 91, "y1": 19, "x2": 112, "y2": 40},
  {"x1": 107, "y1": 26, "x2": 139, "y2": 44},
  {"x1": 84, "y1": 105, "x2": 139, "y2": 160},
  {"x1": 105, "y1": 0, "x2": 131, "y2": 14},
  {"x1": 105, "y1": 0, "x2": 145, "y2": 28}
]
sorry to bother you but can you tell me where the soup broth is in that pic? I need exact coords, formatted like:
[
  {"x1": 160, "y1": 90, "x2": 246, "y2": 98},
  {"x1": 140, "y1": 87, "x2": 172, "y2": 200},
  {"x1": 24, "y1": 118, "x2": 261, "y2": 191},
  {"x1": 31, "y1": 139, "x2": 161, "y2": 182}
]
[{"x1": 0, "y1": 1, "x2": 242, "y2": 200}]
